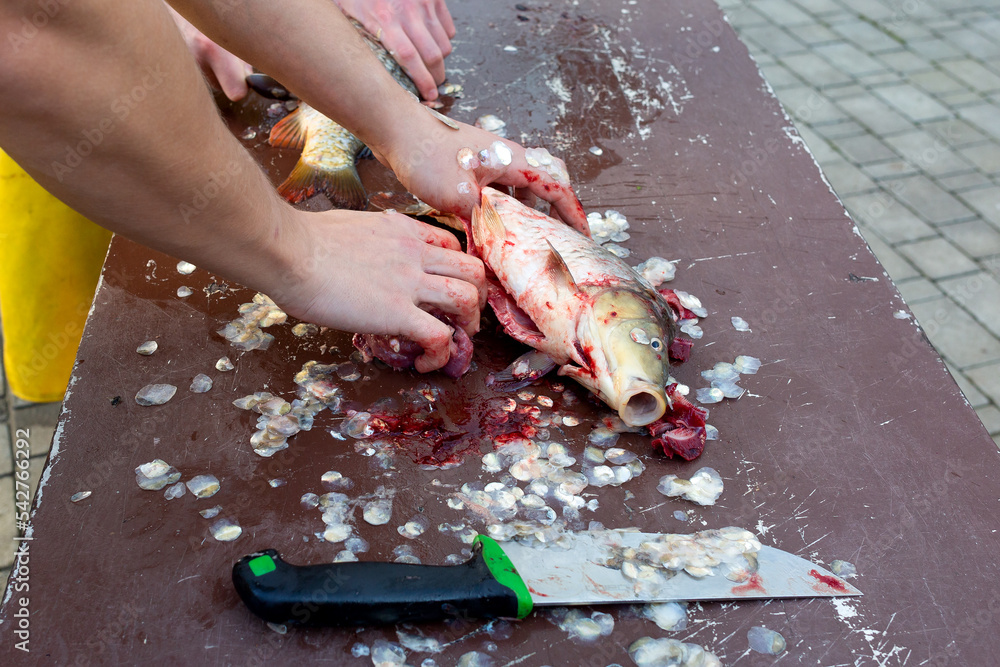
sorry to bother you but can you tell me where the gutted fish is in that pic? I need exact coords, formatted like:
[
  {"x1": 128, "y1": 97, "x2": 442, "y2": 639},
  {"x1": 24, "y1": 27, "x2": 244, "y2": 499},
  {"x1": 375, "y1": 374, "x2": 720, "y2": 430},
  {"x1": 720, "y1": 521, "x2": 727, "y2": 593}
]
[{"x1": 471, "y1": 187, "x2": 677, "y2": 427}]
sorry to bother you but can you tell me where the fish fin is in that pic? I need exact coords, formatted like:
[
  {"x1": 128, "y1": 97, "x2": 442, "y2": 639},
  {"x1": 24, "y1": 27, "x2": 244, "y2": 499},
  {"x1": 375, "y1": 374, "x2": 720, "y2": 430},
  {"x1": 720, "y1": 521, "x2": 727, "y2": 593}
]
[
  {"x1": 268, "y1": 110, "x2": 307, "y2": 150},
  {"x1": 277, "y1": 161, "x2": 367, "y2": 209},
  {"x1": 487, "y1": 350, "x2": 557, "y2": 391},
  {"x1": 545, "y1": 239, "x2": 578, "y2": 288},
  {"x1": 558, "y1": 364, "x2": 601, "y2": 395},
  {"x1": 472, "y1": 192, "x2": 506, "y2": 248}
]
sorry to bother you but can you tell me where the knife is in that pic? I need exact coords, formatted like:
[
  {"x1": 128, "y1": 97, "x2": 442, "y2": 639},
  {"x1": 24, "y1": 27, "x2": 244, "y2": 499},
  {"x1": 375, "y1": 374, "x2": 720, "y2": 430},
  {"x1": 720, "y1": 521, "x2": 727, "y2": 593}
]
[{"x1": 232, "y1": 529, "x2": 860, "y2": 627}]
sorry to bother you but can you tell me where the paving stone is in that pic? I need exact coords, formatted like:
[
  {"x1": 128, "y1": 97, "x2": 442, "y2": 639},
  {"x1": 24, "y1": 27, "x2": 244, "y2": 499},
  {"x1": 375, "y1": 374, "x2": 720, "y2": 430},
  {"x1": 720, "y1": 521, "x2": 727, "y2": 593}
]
[
  {"x1": 0, "y1": 476, "x2": 13, "y2": 569},
  {"x1": 937, "y1": 171, "x2": 994, "y2": 193},
  {"x1": 876, "y1": 49, "x2": 935, "y2": 75},
  {"x1": 957, "y1": 143, "x2": 1000, "y2": 174},
  {"x1": 773, "y1": 85, "x2": 846, "y2": 124},
  {"x1": 835, "y1": 0, "x2": 894, "y2": 22},
  {"x1": 905, "y1": 37, "x2": 964, "y2": 62},
  {"x1": 971, "y1": 17, "x2": 1000, "y2": 43},
  {"x1": 811, "y1": 119, "x2": 866, "y2": 140},
  {"x1": 821, "y1": 158, "x2": 878, "y2": 195},
  {"x1": 842, "y1": 190, "x2": 936, "y2": 244},
  {"x1": 722, "y1": 4, "x2": 772, "y2": 28},
  {"x1": 921, "y1": 118, "x2": 990, "y2": 148},
  {"x1": 885, "y1": 21, "x2": 934, "y2": 43},
  {"x1": 835, "y1": 94, "x2": 914, "y2": 134},
  {"x1": 967, "y1": 360, "x2": 1000, "y2": 405},
  {"x1": 814, "y1": 42, "x2": 887, "y2": 76},
  {"x1": 882, "y1": 130, "x2": 975, "y2": 176},
  {"x1": 749, "y1": 0, "x2": 816, "y2": 26},
  {"x1": 898, "y1": 237, "x2": 978, "y2": 279},
  {"x1": 946, "y1": 361, "x2": 991, "y2": 408},
  {"x1": 741, "y1": 25, "x2": 808, "y2": 57},
  {"x1": 908, "y1": 69, "x2": 971, "y2": 97},
  {"x1": 892, "y1": 174, "x2": 976, "y2": 225},
  {"x1": 939, "y1": 28, "x2": 1000, "y2": 60},
  {"x1": 938, "y1": 271, "x2": 1000, "y2": 338},
  {"x1": 940, "y1": 90, "x2": 988, "y2": 108},
  {"x1": 957, "y1": 187, "x2": 1000, "y2": 227},
  {"x1": 856, "y1": 71, "x2": 902, "y2": 87},
  {"x1": 758, "y1": 63, "x2": 803, "y2": 89},
  {"x1": 939, "y1": 59, "x2": 1000, "y2": 94},
  {"x1": 795, "y1": 124, "x2": 839, "y2": 163},
  {"x1": 791, "y1": 0, "x2": 842, "y2": 15},
  {"x1": 895, "y1": 277, "x2": 943, "y2": 303},
  {"x1": 978, "y1": 404, "x2": 1000, "y2": 435},
  {"x1": 872, "y1": 84, "x2": 953, "y2": 123},
  {"x1": 823, "y1": 83, "x2": 866, "y2": 100},
  {"x1": 832, "y1": 133, "x2": 899, "y2": 164},
  {"x1": 855, "y1": 228, "x2": 920, "y2": 281},
  {"x1": 862, "y1": 160, "x2": 920, "y2": 181},
  {"x1": 787, "y1": 23, "x2": 840, "y2": 45},
  {"x1": 910, "y1": 297, "x2": 1000, "y2": 368},
  {"x1": 780, "y1": 53, "x2": 855, "y2": 88},
  {"x1": 0, "y1": 426, "x2": 10, "y2": 477},
  {"x1": 941, "y1": 218, "x2": 1000, "y2": 260}
]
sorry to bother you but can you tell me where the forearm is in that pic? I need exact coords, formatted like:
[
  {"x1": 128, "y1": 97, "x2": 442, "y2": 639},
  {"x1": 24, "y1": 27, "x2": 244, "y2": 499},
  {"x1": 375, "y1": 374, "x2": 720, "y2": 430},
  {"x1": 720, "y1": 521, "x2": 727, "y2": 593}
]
[
  {"x1": 166, "y1": 0, "x2": 425, "y2": 159},
  {"x1": 0, "y1": 0, "x2": 297, "y2": 293}
]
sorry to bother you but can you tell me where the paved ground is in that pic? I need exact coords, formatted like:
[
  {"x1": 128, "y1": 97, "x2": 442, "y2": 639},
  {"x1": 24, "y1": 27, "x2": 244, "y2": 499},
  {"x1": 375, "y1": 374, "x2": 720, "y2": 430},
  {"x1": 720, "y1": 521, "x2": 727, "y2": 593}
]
[{"x1": 1, "y1": 0, "x2": 998, "y2": 592}]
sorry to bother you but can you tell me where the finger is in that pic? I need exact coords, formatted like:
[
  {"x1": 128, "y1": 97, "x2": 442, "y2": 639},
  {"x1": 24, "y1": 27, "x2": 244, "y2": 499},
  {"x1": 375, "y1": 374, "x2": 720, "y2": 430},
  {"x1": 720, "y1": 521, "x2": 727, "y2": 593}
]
[
  {"x1": 487, "y1": 154, "x2": 591, "y2": 236},
  {"x1": 421, "y1": 1, "x2": 453, "y2": 58},
  {"x1": 401, "y1": 14, "x2": 447, "y2": 85},
  {"x1": 382, "y1": 25, "x2": 439, "y2": 100},
  {"x1": 404, "y1": 310, "x2": 455, "y2": 373},
  {"x1": 513, "y1": 187, "x2": 536, "y2": 209},
  {"x1": 422, "y1": 245, "x2": 487, "y2": 309},
  {"x1": 434, "y1": 0, "x2": 457, "y2": 38},
  {"x1": 417, "y1": 275, "x2": 481, "y2": 335},
  {"x1": 408, "y1": 217, "x2": 463, "y2": 251},
  {"x1": 206, "y1": 49, "x2": 252, "y2": 102}
]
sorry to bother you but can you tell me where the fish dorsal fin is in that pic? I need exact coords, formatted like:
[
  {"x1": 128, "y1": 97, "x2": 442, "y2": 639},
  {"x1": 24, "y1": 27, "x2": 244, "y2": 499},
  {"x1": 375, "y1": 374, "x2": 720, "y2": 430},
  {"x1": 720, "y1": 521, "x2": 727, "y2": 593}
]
[
  {"x1": 546, "y1": 238, "x2": 578, "y2": 288},
  {"x1": 472, "y1": 192, "x2": 506, "y2": 248},
  {"x1": 268, "y1": 108, "x2": 307, "y2": 150}
]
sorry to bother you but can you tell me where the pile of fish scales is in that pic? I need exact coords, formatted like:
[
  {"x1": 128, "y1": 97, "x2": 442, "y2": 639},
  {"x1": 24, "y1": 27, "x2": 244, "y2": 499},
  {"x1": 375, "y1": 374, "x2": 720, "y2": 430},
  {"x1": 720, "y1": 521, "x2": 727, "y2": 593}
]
[
  {"x1": 218, "y1": 293, "x2": 287, "y2": 351},
  {"x1": 629, "y1": 637, "x2": 722, "y2": 667}
]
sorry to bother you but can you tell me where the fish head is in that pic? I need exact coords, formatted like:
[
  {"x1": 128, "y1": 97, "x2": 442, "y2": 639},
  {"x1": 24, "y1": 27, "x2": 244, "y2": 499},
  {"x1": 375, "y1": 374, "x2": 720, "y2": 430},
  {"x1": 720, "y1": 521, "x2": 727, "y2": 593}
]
[{"x1": 586, "y1": 288, "x2": 676, "y2": 427}]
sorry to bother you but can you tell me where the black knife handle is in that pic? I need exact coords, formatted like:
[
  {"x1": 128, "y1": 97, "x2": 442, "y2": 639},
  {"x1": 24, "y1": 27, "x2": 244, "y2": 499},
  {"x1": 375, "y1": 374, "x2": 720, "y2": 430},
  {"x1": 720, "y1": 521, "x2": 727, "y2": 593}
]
[{"x1": 232, "y1": 536, "x2": 533, "y2": 627}]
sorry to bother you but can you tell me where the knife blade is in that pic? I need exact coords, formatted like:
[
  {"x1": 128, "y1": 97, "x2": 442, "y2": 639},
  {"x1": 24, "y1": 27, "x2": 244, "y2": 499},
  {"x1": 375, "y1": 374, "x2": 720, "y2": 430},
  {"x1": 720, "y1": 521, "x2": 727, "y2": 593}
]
[{"x1": 232, "y1": 528, "x2": 860, "y2": 627}]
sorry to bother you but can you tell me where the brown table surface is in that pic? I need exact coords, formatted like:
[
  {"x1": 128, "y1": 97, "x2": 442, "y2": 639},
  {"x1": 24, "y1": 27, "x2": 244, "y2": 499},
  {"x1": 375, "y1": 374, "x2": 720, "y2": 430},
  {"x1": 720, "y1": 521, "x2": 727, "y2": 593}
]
[{"x1": 4, "y1": 0, "x2": 1000, "y2": 664}]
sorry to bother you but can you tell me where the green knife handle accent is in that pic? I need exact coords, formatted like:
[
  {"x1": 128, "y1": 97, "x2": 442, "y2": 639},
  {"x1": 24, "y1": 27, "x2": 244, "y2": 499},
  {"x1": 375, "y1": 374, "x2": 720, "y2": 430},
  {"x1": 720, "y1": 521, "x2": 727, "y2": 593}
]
[{"x1": 232, "y1": 538, "x2": 532, "y2": 627}]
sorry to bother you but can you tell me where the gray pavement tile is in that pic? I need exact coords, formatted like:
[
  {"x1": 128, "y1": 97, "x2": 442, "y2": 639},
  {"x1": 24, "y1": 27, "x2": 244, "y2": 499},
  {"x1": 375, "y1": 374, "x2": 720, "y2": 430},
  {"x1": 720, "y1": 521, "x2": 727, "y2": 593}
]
[
  {"x1": 875, "y1": 49, "x2": 936, "y2": 75},
  {"x1": 882, "y1": 130, "x2": 975, "y2": 177},
  {"x1": 791, "y1": 0, "x2": 843, "y2": 14},
  {"x1": 872, "y1": 83, "x2": 953, "y2": 123},
  {"x1": 836, "y1": 0, "x2": 894, "y2": 21},
  {"x1": 22, "y1": 424, "x2": 55, "y2": 458},
  {"x1": 758, "y1": 63, "x2": 804, "y2": 90},
  {"x1": 939, "y1": 59, "x2": 1000, "y2": 94},
  {"x1": 796, "y1": 124, "x2": 840, "y2": 163},
  {"x1": 897, "y1": 237, "x2": 978, "y2": 279},
  {"x1": 941, "y1": 218, "x2": 1000, "y2": 260},
  {"x1": 861, "y1": 160, "x2": 920, "y2": 181},
  {"x1": 939, "y1": 27, "x2": 1000, "y2": 60},
  {"x1": 856, "y1": 71, "x2": 903, "y2": 87},
  {"x1": 0, "y1": 426, "x2": 9, "y2": 476},
  {"x1": 811, "y1": 119, "x2": 867, "y2": 140},
  {"x1": 978, "y1": 404, "x2": 1000, "y2": 435},
  {"x1": 835, "y1": 94, "x2": 914, "y2": 135},
  {"x1": 820, "y1": 158, "x2": 878, "y2": 195},
  {"x1": 938, "y1": 271, "x2": 1000, "y2": 339},
  {"x1": 908, "y1": 69, "x2": 971, "y2": 96},
  {"x1": 967, "y1": 360, "x2": 1000, "y2": 405},
  {"x1": 921, "y1": 118, "x2": 990, "y2": 148},
  {"x1": 741, "y1": 24, "x2": 809, "y2": 57},
  {"x1": 823, "y1": 83, "x2": 867, "y2": 100},
  {"x1": 895, "y1": 277, "x2": 943, "y2": 303},
  {"x1": 750, "y1": 0, "x2": 816, "y2": 26},
  {"x1": 0, "y1": 476, "x2": 13, "y2": 569},
  {"x1": 957, "y1": 143, "x2": 1000, "y2": 174},
  {"x1": 910, "y1": 296, "x2": 1000, "y2": 368},
  {"x1": 946, "y1": 361, "x2": 991, "y2": 408},
  {"x1": 773, "y1": 85, "x2": 847, "y2": 124},
  {"x1": 937, "y1": 171, "x2": 994, "y2": 192},
  {"x1": 786, "y1": 23, "x2": 841, "y2": 45},
  {"x1": 905, "y1": 37, "x2": 965, "y2": 62},
  {"x1": 843, "y1": 190, "x2": 936, "y2": 244},
  {"x1": 832, "y1": 133, "x2": 900, "y2": 164},
  {"x1": 779, "y1": 52, "x2": 855, "y2": 88},
  {"x1": 884, "y1": 21, "x2": 934, "y2": 43},
  {"x1": 970, "y1": 17, "x2": 1000, "y2": 44},
  {"x1": 814, "y1": 42, "x2": 888, "y2": 76},
  {"x1": 957, "y1": 186, "x2": 1000, "y2": 227},
  {"x1": 892, "y1": 174, "x2": 976, "y2": 225},
  {"x1": 722, "y1": 4, "x2": 772, "y2": 29},
  {"x1": 941, "y1": 90, "x2": 988, "y2": 108},
  {"x1": 856, "y1": 228, "x2": 920, "y2": 281}
]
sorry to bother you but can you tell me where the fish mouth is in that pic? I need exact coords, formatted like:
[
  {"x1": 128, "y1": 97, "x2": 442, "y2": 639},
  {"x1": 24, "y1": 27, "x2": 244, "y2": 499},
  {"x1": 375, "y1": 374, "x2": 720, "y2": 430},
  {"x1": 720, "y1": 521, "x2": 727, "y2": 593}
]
[{"x1": 618, "y1": 383, "x2": 668, "y2": 427}]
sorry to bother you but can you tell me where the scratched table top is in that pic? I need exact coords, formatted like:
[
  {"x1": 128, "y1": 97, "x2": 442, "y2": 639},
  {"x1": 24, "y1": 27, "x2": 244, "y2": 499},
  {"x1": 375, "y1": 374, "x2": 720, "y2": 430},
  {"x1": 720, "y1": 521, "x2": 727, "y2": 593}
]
[{"x1": 4, "y1": 0, "x2": 999, "y2": 664}]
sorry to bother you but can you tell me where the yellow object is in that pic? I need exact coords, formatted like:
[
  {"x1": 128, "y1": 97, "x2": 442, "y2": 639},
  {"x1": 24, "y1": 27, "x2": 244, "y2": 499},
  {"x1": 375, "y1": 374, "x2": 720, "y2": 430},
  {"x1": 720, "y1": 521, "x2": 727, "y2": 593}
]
[{"x1": 0, "y1": 151, "x2": 111, "y2": 403}]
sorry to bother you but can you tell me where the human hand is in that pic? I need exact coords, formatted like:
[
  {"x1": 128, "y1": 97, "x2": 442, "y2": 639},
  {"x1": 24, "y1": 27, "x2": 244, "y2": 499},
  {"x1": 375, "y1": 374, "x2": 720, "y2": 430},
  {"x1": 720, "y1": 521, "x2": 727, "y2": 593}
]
[
  {"x1": 271, "y1": 207, "x2": 486, "y2": 372},
  {"x1": 379, "y1": 112, "x2": 590, "y2": 235},
  {"x1": 167, "y1": 5, "x2": 253, "y2": 102},
  {"x1": 333, "y1": 0, "x2": 456, "y2": 100}
]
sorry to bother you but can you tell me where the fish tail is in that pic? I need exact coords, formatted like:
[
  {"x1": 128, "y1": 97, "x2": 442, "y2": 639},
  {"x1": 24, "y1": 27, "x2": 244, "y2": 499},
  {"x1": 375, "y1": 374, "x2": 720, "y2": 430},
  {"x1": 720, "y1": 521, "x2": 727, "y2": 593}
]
[{"x1": 276, "y1": 160, "x2": 367, "y2": 209}]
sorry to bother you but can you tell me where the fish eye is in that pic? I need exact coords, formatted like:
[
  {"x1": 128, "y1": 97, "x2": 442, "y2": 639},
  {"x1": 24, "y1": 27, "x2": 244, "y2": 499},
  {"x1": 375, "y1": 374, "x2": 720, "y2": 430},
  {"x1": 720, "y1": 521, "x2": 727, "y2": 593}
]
[{"x1": 650, "y1": 338, "x2": 663, "y2": 350}]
